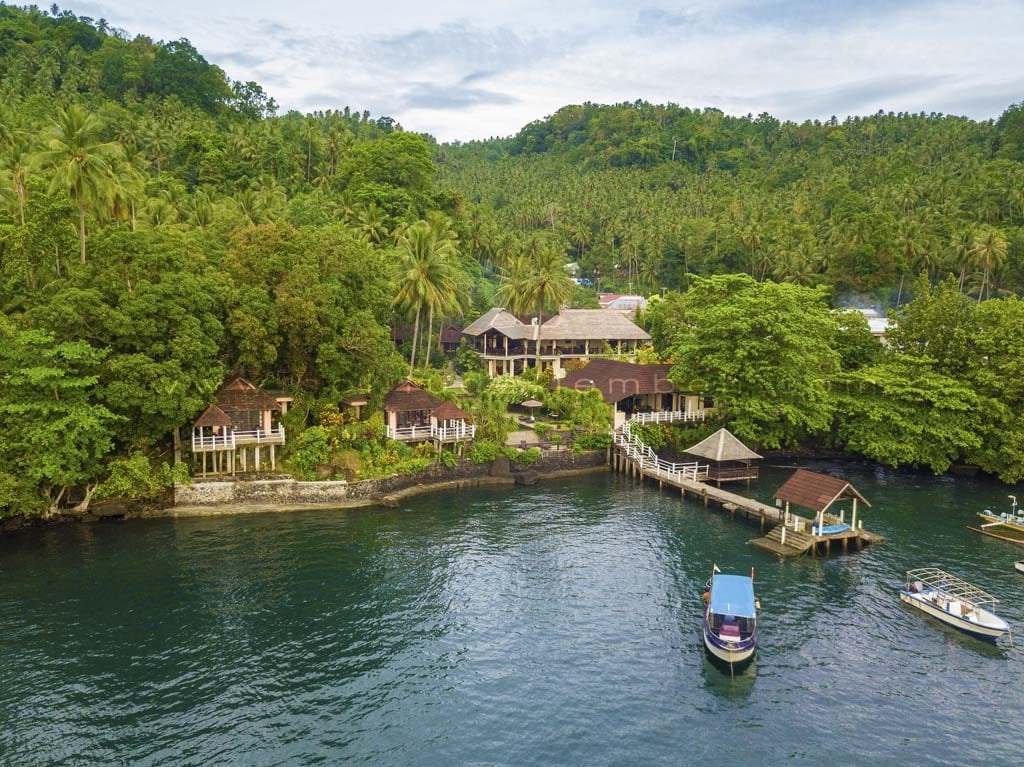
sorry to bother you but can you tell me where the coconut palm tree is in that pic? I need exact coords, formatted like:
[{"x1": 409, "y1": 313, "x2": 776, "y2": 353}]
[
  {"x1": 970, "y1": 226, "x2": 1009, "y2": 302},
  {"x1": 34, "y1": 105, "x2": 124, "y2": 263},
  {"x1": 393, "y1": 220, "x2": 459, "y2": 375},
  {"x1": 498, "y1": 241, "x2": 573, "y2": 369}
]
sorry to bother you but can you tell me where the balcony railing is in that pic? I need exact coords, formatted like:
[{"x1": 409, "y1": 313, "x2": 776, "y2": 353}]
[
  {"x1": 192, "y1": 425, "x2": 286, "y2": 452},
  {"x1": 386, "y1": 423, "x2": 476, "y2": 441}
]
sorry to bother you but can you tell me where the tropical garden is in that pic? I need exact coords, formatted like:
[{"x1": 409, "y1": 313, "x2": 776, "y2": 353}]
[{"x1": 2, "y1": 5, "x2": 1024, "y2": 521}]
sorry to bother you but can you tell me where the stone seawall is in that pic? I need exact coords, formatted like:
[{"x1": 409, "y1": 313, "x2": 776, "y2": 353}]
[{"x1": 167, "y1": 450, "x2": 607, "y2": 515}]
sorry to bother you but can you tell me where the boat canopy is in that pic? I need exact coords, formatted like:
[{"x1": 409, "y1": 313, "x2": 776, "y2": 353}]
[
  {"x1": 710, "y1": 574, "x2": 757, "y2": 618},
  {"x1": 905, "y1": 568, "x2": 999, "y2": 607}
]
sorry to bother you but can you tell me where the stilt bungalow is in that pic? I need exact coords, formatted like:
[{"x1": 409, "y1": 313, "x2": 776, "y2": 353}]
[
  {"x1": 191, "y1": 377, "x2": 288, "y2": 476},
  {"x1": 682, "y1": 428, "x2": 762, "y2": 485},
  {"x1": 384, "y1": 380, "x2": 476, "y2": 447}
]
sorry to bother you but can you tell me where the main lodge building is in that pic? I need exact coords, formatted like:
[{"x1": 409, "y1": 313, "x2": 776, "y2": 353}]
[{"x1": 461, "y1": 308, "x2": 650, "y2": 379}]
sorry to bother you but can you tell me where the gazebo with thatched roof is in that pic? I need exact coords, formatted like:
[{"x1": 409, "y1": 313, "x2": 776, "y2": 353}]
[{"x1": 683, "y1": 428, "x2": 762, "y2": 485}]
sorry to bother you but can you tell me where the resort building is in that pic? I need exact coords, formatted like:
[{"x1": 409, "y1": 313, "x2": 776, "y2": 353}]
[
  {"x1": 555, "y1": 359, "x2": 709, "y2": 429},
  {"x1": 191, "y1": 376, "x2": 290, "y2": 475},
  {"x1": 462, "y1": 308, "x2": 651, "y2": 379},
  {"x1": 383, "y1": 380, "x2": 475, "y2": 447}
]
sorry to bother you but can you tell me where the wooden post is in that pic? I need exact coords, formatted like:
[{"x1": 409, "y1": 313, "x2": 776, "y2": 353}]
[
  {"x1": 270, "y1": 444, "x2": 276, "y2": 471},
  {"x1": 255, "y1": 445, "x2": 261, "y2": 471},
  {"x1": 852, "y1": 498, "x2": 858, "y2": 531}
]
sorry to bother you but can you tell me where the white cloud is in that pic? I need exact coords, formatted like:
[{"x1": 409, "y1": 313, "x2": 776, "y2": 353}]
[{"x1": 78, "y1": 0, "x2": 1024, "y2": 140}]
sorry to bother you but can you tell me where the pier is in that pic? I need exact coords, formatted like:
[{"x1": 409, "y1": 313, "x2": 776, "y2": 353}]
[{"x1": 611, "y1": 414, "x2": 883, "y2": 557}]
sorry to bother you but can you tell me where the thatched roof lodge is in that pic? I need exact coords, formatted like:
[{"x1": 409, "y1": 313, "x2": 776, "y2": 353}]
[{"x1": 462, "y1": 308, "x2": 650, "y2": 378}]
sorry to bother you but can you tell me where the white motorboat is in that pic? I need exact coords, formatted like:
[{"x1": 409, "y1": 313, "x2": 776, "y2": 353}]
[{"x1": 899, "y1": 568, "x2": 1011, "y2": 641}]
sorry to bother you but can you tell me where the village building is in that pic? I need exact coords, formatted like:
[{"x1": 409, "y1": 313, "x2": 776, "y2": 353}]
[
  {"x1": 598, "y1": 293, "x2": 647, "y2": 313},
  {"x1": 191, "y1": 376, "x2": 290, "y2": 476},
  {"x1": 462, "y1": 308, "x2": 651, "y2": 379},
  {"x1": 555, "y1": 359, "x2": 708, "y2": 429},
  {"x1": 383, "y1": 380, "x2": 476, "y2": 448}
]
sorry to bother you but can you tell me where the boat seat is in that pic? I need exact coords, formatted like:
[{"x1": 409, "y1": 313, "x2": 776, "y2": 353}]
[{"x1": 720, "y1": 622, "x2": 741, "y2": 639}]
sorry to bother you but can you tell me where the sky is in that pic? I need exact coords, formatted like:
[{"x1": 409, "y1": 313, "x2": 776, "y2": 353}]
[{"x1": 66, "y1": 0, "x2": 1024, "y2": 142}]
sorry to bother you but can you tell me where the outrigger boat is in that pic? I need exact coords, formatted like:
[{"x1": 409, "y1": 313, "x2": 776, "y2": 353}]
[
  {"x1": 977, "y1": 495, "x2": 1024, "y2": 532},
  {"x1": 968, "y1": 496, "x2": 1024, "y2": 546},
  {"x1": 702, "y1": 567, "x2": 758, "y2": 669},
  {"x1": 899, "y1": 568, "x2": 1011, "y2": 641}
]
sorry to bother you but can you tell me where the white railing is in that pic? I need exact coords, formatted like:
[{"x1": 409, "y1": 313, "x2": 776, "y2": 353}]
[
  {"x1": 192, "y1": 432, "x2": 236, "y2": 451},
  {"x1": 613, "y1": 411, "x2": 710, "y2": 482},
  {"x1": 387, "y1": 423, "x2": 476, "y2": 441},
  {"x1": 234, "y1": 426, "x2": 286, "y2": 445},
  {"x1": 190, "y1": 425, "x2": 286, "y2": 451}
]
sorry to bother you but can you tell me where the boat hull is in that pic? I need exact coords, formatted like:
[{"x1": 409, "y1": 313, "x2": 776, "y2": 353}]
[
  {"x1": 899, "y1": 591, "x2": 1009, "y2": 640},
  {"x1": 1015, "y1": 561, "x2": 1024, "y2": 575},
  {"x1": 702, "y1": 623, "x2": 757, "y2": 666}
]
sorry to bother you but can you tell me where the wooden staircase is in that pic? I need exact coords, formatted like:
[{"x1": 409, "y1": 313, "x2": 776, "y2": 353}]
[{"x1": 753, "y1": 523, "x2": 815, "y2": 556}]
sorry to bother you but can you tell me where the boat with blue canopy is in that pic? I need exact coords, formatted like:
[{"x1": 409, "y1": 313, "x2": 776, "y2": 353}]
[{"x1": 702, "y1": 568, "x2": 758, "y2": 669}]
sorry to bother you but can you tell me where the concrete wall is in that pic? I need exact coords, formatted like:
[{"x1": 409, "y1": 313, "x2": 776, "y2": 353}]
[{"x1": 173, "y1": 450, "x2": 606, "y2": 509}]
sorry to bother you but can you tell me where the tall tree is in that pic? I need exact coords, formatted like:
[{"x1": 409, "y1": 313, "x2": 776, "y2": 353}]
[
  {"x1": 393, "y1": 220, "x2": 459, "y2": 375},
  {"x1": 34, "y1": 105, "x2": 124, "y2": 263}
]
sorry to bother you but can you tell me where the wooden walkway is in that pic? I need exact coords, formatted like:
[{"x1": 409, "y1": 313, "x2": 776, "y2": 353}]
[{"x1": 611, "y1": 415, "x2": 883, "y2": 557}]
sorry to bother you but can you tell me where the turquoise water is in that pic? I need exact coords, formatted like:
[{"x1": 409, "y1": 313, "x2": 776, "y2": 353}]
[{"x1": 1, "y1": 463, "x2": 1022, "y2": 766}]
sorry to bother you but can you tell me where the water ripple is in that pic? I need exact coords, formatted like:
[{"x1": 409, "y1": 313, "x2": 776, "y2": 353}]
[{"x1": 1, "y1": 469, "x2": 1022, "y2": 765}]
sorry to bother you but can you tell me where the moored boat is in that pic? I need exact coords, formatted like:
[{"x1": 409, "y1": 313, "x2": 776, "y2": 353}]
[
  {"x1": 977, "y1": 495, "x2": 1024, "y2": 533},
  {"x1": 702, "y1": 568, "x2": 758, "y2": 669},
  {"x1": 899, "y1": 568, "x2": 1011, "y2": 641},
  {"x1": 1015, "y1": 561, "x2": 1024, "y2": 575}
]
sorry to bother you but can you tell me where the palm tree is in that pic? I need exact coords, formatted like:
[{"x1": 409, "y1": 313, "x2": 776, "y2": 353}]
[
  {"x1": 393, "y1": 220, "x2": 459, "y2": 375},
  {"x1": 498, "y1": 242, "x2": 573, "y2": 370},
  {"x1": 34, "y1": 105, "x2": 124, "y2": 263},
  {"x1": 970, "y1": 227, "x2": 1009, "y2": 302}
]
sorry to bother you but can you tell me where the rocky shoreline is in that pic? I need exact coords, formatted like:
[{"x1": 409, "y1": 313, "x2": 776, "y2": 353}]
[{"x1": 0, "y1": 450, "x2": 608, "y2": 533}]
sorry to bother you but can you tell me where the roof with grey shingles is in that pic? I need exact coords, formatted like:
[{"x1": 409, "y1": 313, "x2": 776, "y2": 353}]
[
  {"x1": 556, "y1": 360, "x2": 676, "y2": 403},
  {"x1": 539, "y1": 309, "x2": 650, "y2": 341},
  {"x1": 462, "y1": 308, "x2": 649, "y2": 342},
  {"x1": 384, "y1": 380, "x2": 442, "y2": 412},
  {"x1": 461, "y1": 308, "x2": 535, "y2": 340},
  {"x1": 684, "y1": 428, "x2": 762, "y2": 463},
  {"x1": 773, "y1": 469, "x2": 871, "y2": 513}
]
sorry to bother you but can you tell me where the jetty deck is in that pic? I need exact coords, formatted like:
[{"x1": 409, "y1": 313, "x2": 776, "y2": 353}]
[{"x1": 611, "y1": 415, "x2": 883, "y2": 557}]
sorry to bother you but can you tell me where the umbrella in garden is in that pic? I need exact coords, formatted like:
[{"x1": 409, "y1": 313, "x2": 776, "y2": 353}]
[{"x1": 521, "y1": 399, "x2": 544, "y2": 422}]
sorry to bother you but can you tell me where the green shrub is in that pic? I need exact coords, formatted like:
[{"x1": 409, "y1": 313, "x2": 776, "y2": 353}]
[
  {"x1": 514, "y1": 447, "x2": 542, "y2": 466},
  {"x1": 574, "y1": 432, "x2": 612, "y2": 451},
  {"x1": 438, "y1": 450, "x2": 458, "y2": 468},
  {"x1": 468, "y1": 440, "x2": 503, "y2": 464},
  {"x1": 95, "y1": 453, "x2": 187, "y2": 502},
  {"x1": 288, "y1": 426, "x2": 333, "y2": 479},
  {"x1": 534, "y1": 422, "x2": 551, "y2": 438}
]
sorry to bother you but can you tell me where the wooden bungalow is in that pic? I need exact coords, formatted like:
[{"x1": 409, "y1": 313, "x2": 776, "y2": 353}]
[
  {"x1": 384, "y1": 380, "x2": 476, "y2": 445},
  {"x1": 683, "y1": 428, "x2": 761, "y2": 485},
  {"x1": 191, "y1": 377, "x2": 288, "y2": 476},
  {"x1": 774, "y1": 469, "x2": 871, "y2": 537},
  {"x1": 556, "y1": 359, "x2": 708, "y2": 429}
]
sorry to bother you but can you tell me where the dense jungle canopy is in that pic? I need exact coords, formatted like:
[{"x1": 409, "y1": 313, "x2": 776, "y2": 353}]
[{"x1": 1, "y1": 3, "x2": 1024, "y2": 517}]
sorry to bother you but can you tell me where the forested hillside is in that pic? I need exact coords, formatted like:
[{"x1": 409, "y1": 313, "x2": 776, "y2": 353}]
[
  {"x1": 2, "y1": 3, "x2": 1024, "y2": 519},
  {"x1": 440, "y1": 101, "x2": 1024, "y2": 301},
  {"x1": 0, "y1": 4, "x2": 486, "y2": 516}
]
